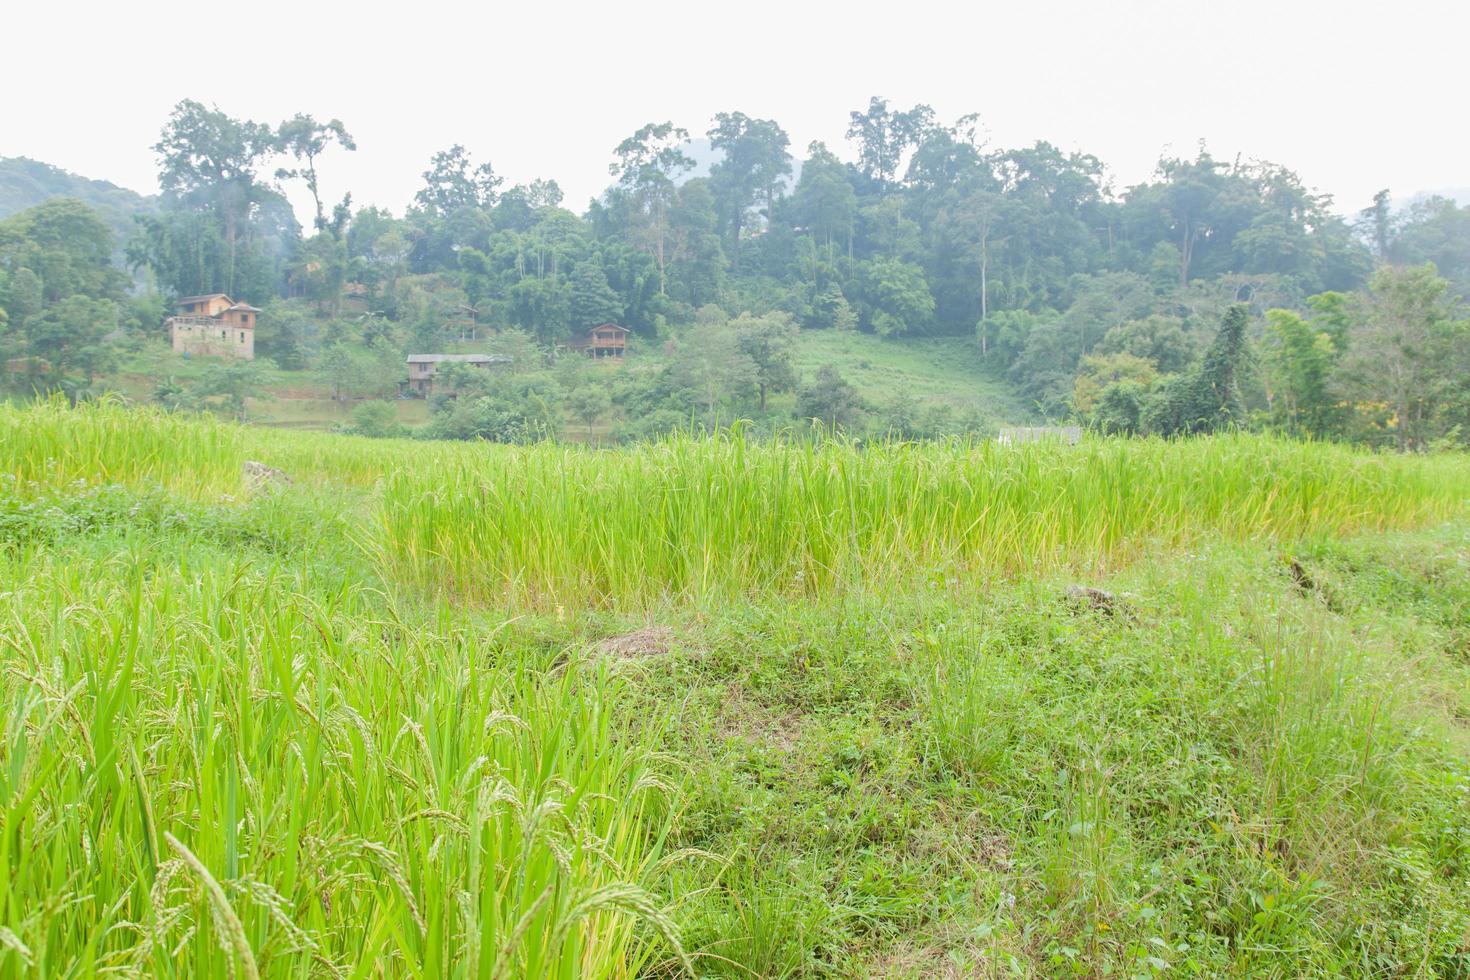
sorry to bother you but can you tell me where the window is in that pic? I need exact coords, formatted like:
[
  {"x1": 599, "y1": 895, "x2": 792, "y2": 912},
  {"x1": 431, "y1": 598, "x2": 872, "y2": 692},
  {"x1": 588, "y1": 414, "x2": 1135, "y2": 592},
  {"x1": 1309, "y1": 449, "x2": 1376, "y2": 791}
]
[{"x1": 239, "y1": 331, "x2": 245, "y2": 343}]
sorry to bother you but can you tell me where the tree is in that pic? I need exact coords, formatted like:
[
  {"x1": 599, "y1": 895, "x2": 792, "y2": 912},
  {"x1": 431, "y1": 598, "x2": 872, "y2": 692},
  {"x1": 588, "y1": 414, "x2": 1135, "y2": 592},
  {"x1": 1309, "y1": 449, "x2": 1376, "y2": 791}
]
[
  {"x1": 275, "y1": 114, "x2": 356, "y2": 232},
  {"x1": 789, "y1": 142, "x2": 857, "y2": 259},
  {"x1": 153, "y1": 100, "x2": 278, "y2": 295},
  {"x1": 1093, "y1": 382, "x2": 1148, "y2": 435},
  {"x1": 291, "y1": 231, "x2": 349, "y2": 314},
  {"x1": 24, "y1": 295, "x2": 118, "y2": 389},
  {"x1": 316, "y1": 342, "x2": 403, "y2": 401},
  {"x1": 1261, "y1": 308, "x2": 1340, "y2": 437},
  {"x1": 568, "y1": 262, "x2": 624, "y2": 331},
  {"x1": 1333, "y1": 264, "x2": 1466, "y2": 450},
  {"x1": 856, "y1": 258, "x2": 935, "y2": 336},
  {"x1": 707, "y1": 112, "x2": 791, "y2": 271},
  {"x1": 797, "y1": 365, "x2": 863, "y2": 430},
  {"x1": 668, "y1": 321, "x2": 758, "y2": 424},
  {"x1": 344, "y1": 400, "x2": 405, "y2": 438},
  {"x1": 1073, "y1": 352, "x2": 1157, "y2": 415},
  {"x1": 252, "y1": 303, "x2": 315, "y2": 370},
  {"x1": 609, "y1": 123, "x2": 694, "y2": 294},
  {"x1": 1394, "y1": 197, "x2": 1470, "y2": 298},
  {"x1": 566, "y1": 384, "x2": 612, "y2": 440},
  {"x1": 1357, "y1": 189, "x2": 1395, "y2": 264},
  {"x1": 197, "y1": 358, "x2": 277, "y2": 422},
  {"x1": 0, "y1": 199, "x2": 121, "y2": 303},
  {"x1": 1143, "y1": 304, "x2": 1251, "y2": 436},
  {"x1": 414, "y1": 145, "x2": 502, "y2": 215},
  {"x1": 1096, "y1": 314, "x2": 1193, "y2": 374},
  {"x1": 845, "y1": 97, "x2": 935, "y2": 185},
  {"x1": 731, "y1": 311, "x2": 798, "y2": 410}
]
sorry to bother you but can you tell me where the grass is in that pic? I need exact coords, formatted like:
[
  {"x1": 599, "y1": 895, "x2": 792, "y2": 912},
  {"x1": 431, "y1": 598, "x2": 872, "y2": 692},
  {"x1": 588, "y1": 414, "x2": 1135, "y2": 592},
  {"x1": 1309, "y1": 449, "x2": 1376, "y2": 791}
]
[
  {"x1": 787, "y1": 332, "x2": 1035, "y2": 422},
  {"x1": 375, "y1": 430, "x2": 1469, "y2": 606},
  {"x1": 2, "y1": 400, "x2": 1470, "y2": 976}
]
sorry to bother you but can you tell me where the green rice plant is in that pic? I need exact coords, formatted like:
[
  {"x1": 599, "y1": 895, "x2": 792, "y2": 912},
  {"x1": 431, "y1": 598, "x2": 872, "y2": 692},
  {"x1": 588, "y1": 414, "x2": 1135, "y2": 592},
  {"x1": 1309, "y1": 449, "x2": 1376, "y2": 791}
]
[
  {"x1": 0, "y1": 397, "x2": 244, "y2": 497},
  {"x1": 375, "y1": 431, "x2": 1470, "y2": 607},
  {"x1": 0, "y1": 547, "x2": 688, "y2": 977}
]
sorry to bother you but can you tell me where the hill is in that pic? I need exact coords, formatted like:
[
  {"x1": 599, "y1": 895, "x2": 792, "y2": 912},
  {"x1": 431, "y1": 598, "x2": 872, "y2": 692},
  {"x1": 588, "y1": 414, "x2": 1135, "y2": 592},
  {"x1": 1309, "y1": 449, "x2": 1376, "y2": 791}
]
[{"x1": 0, "y1": 155, "x2": 156, "y2": 249}]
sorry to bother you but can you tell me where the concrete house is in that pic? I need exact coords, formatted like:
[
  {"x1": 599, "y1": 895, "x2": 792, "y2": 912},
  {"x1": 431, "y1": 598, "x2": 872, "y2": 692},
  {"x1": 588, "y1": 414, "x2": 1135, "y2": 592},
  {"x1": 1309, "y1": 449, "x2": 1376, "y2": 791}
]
[
  {"x1": 165, "y1": 294, "x2": 260, "y2": 359},
  {"x1": 405, "y1": 353, "x2": 511, "y2": 395}
]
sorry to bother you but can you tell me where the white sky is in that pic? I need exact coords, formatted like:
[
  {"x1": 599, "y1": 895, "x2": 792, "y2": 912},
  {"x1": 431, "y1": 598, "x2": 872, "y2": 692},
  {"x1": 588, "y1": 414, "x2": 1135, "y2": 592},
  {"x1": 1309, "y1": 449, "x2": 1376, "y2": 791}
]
[{"x1": 4, "y1": 0, "x2": 1466, "y2": 224}]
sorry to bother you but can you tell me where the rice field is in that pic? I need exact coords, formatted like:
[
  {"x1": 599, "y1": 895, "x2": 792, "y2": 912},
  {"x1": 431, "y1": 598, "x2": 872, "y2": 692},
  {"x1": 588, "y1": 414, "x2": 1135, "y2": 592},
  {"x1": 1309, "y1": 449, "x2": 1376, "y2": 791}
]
[{"x1": 3, "y1": 400, "x2": 1470, "y2": 976}]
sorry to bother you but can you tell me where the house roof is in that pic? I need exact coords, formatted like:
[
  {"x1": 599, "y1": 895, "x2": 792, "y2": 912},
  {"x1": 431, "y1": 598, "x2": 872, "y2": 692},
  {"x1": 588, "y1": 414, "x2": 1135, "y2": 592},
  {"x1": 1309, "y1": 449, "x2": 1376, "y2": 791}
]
[
  {"x1": 406, "y1": 354, "x2": 512, "y2": 364},
  {"x1": 225, "y1": 303, "x2": 263, "y2": 314},
  {"x1": 589, "y1": 323, "x2": 629, "y2": 333},
  {"x1": 176, "y1": 293, "x2": 232, "y2": 305}
]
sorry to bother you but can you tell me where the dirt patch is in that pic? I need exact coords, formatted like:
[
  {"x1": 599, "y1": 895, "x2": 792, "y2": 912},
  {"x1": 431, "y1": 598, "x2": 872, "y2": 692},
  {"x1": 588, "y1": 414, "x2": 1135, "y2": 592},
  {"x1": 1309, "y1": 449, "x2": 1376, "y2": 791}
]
[
  {"x1": 1063, "y1": 584, "x2": 1133, "y2": 618},
  {"x1": 243, "y1": 460, "x2": 291, "y2": 492},
  {"x1": 594, "y1": 626, "x2": 675, "y2": 659},
  {"x1": 715, "y1": 694, "x2": 806, "y2": 753}
]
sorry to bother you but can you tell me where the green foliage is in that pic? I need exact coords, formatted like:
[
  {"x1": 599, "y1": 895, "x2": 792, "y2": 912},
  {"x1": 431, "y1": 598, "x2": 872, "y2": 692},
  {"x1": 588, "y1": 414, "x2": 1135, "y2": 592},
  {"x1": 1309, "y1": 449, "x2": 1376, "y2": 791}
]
[
  {"x1": 668, "y1": 321, "x2": 759, "y2": 424},
  {"x1": 1143, "y1": 304, "x2": 1250, "y2": 436},
  {"x1": 855, "y1": 257, "x2": 934, "y2": 337},
  {"x1": 567, "y1": 261, "x2": 624, "y2": 331},
  {"x1": 796, "y1": 365, "x2": 863, "y2": 430},
  {"x1": 1334, "y1": 263, "x2": 1468, "y2": 450},
  {"x1": 731, "y1": 311, "x2": 798, "y2": 410},
  {"x1": 707, "y1": 112, "x2": 791, "y2": 270},
  {"x1": 420, "y1": 375, "x2": 562, "y2": 443},
  {"x1": 342, "y1": 399, "x2": 405, "y2": 438},
  {"x1": 314, "y1": 342, "x2": 402, "y2": 401},
  {"x1": 1262, "y1": 308, "x2": 1341, "y2": 437},
  {"x1": 196, "y1": 358, "x2": 279, "y2": 421}
]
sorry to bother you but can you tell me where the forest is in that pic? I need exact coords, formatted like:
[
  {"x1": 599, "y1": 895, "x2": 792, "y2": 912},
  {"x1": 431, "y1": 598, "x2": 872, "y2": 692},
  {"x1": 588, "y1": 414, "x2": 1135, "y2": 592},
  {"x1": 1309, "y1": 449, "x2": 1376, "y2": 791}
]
[{"x1": 2, "y1": 97, "x2": 1469, "y2": 447}]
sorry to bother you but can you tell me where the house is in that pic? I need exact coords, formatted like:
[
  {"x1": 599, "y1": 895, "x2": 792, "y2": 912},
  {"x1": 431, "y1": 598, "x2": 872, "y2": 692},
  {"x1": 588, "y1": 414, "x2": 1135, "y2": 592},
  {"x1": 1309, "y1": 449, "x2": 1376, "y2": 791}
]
[
  {"x1": 405, "y1": 353, "x2": 511, "y2": 396},
  {"x1": 165, "y1": 294, "x2": 260, "y2": 360},
  {"x1": 570, "y1": 323, "x2": 629, "y2": 359},
  {"x1": 996, "y1": 426, "x2": 1083, "y2": 446}
]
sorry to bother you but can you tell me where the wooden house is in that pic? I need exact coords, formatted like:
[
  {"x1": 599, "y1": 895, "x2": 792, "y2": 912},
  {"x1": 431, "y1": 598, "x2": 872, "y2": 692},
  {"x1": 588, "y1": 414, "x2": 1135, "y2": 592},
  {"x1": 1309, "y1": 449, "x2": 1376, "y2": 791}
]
[
  {"x1": 570, "y1": 323, "x2": 629, "y2": 359},
  {"x1": 165, "y1": 294, "x2": 260, "y2": 359},
  {"x1": 405, "y1": 353, "x2": 511, "y2": 395}
]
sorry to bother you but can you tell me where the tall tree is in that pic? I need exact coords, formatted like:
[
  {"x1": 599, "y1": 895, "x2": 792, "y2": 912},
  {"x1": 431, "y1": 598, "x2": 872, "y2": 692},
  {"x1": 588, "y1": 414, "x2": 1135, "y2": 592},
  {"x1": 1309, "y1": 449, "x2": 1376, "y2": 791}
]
[
  {"x1": 153, "y1": 100, "x2": 277, "y2": 294},
  {"x1": 731, "y1": 311, "x2": 798, "y2": 410},
  {"x1": 275, "y1": 114, "x2": 357, "y2": 231},
  {"x1": 1334, "y1": 264, "x2": 1466, "y2": 450},
  {"x1": 609, "y1": 122, "x2": 694, "y2": 295},
  {"x1": 789, "y1": 142, "x2": 857, "y2": 259},
  {"x1": 845, "y1": 97, "x2": 935, "y2": 185},
  {"x1": 414, "y1": 145, "x2": 502, "y2": 215},
  {"x1": 707, "y1": 112, "x2": 791, "y2": 271},
  {"x1": 568, "y1": 261, "x2": 624, "y2": 331},
  {"x1": 1357, "y1": 189, "x2": 1395, "y2": 264}
]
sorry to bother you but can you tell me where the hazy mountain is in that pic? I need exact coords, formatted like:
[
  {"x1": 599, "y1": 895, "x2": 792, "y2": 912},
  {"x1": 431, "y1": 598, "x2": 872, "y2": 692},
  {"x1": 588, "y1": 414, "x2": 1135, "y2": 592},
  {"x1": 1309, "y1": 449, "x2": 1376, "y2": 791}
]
[{"x1": 0, "y1": 156, "x2": 156, "y2": 247}]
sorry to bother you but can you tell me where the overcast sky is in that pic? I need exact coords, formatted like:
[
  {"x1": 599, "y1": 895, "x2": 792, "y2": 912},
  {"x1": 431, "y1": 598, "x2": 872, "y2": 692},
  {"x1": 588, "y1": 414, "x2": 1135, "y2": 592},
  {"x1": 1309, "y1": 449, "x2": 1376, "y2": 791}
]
[{"x1": 4, "y1": 0, "x2": 1466, "y2": 224}]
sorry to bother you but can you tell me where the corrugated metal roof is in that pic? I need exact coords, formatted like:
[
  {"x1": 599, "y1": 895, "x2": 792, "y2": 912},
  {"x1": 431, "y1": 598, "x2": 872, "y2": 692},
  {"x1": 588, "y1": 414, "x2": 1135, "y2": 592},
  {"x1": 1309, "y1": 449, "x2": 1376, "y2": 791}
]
[{"x1": 405, "y1": 354, "x2": 511, "y2": 363}]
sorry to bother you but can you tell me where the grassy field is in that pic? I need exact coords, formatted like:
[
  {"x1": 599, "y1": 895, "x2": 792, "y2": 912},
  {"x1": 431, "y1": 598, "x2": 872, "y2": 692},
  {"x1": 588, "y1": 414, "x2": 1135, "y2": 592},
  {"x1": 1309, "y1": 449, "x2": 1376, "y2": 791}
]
[
  {"x1": 787, "y1": 332, "x2": 1035, "y2": 422},
  {"x1": 3, "y1": 401, "x2": 1470, "y2": 976},
  {"x1": 109, "y1": 345, "x2": 432, "y2": 431}
]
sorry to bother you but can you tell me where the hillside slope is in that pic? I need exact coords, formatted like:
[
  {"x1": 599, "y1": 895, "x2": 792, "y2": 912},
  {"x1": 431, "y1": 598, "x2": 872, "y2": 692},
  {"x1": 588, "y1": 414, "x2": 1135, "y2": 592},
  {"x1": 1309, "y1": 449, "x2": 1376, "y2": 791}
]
[{"x1": 0, "y1": 155, "x2": 156, "y2": 248}]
